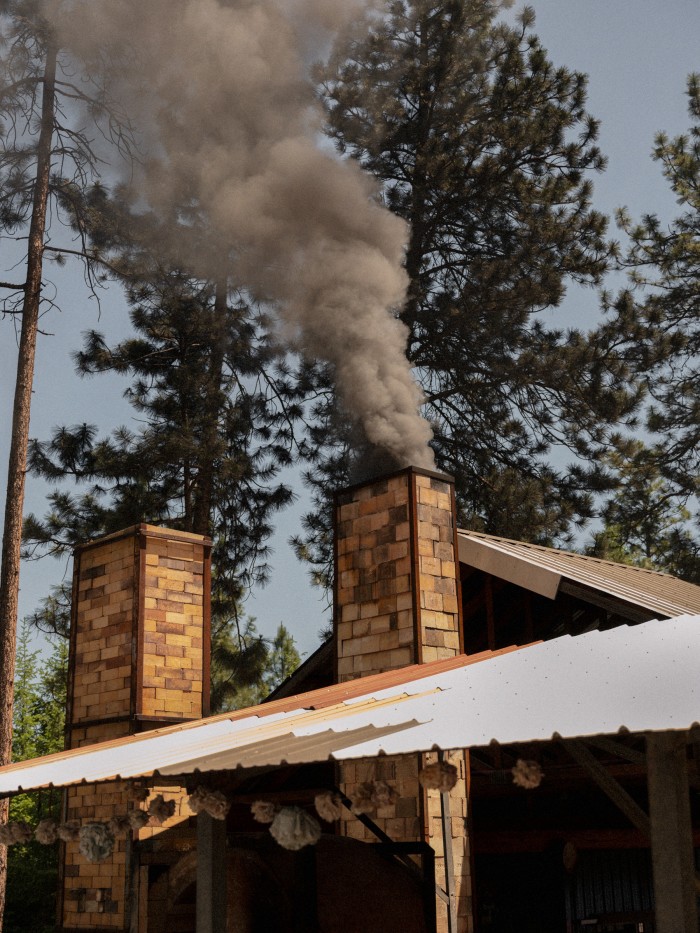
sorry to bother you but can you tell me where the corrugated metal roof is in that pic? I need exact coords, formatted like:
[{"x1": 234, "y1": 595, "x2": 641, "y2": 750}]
[
  {"x1": 458, "y1": 530, "x2": 700, "y2": 618},
  {"x1": 1, "y1": 615, "x2": 699, "y2": 797}
]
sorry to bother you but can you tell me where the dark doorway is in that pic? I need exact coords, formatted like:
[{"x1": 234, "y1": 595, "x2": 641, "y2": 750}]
[{"x1": 476, "y1": 851, "x2": 568, "y2": 933}]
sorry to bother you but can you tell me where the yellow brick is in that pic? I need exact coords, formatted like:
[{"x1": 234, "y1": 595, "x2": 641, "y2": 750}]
[
  {"x1": 442, "y1": 594, "x2": 459, "y2": 614},
  {"x1": 418, "y1": 521, "x2": 439, "y2": 541},
  {"x1": 418, "y1": 486, "x2": 438, "y2": 507},
  {"x1": 378, "y1": 631, "x2": 400, "y2": 650},
  {"x1": 367, "y1": 616, "x2": 391, "y2": 635},
  {"x1": 421, "y1": 591, "x2": 444, "y2": 611},
  {"x1": 420, "y1": 555, "x2": 441, "y2": 576},
  {"x1": 440, "y1": 559, "x2": 456, "y2": 579},
  {"x1": 393, "y1": 592, "x2": 411, "y2": 612},
  {"x1": 390, "y1": 647, "x2": 413, "y2": 666},
  {"x1": 359, "y1": 600, "x2": 379, "y2": 619},
  {"x1": 158, "y1": 568, "x2": 192, "y2": 583}
]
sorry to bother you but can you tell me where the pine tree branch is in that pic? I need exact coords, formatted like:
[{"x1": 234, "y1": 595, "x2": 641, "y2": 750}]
[{"x1": 42, "y1": 244, "x2": 133, "y2": 279}]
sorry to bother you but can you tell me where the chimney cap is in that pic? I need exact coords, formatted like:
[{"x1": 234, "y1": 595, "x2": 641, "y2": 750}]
[
  {"x1": 334, "y1": 464, "x2": 454, "y2": 502},
  {"x1": 72, "y1": 522, "x2": 212, "y2": 555}
]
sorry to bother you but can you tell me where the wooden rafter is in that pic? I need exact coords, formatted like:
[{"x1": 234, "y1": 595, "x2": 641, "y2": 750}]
[
  {"x1": 585, "y1": 735, "x2": 647, "y2": 766},
  {"x1": 559, "y1": 738, "x2": 651, "y2": 837}
]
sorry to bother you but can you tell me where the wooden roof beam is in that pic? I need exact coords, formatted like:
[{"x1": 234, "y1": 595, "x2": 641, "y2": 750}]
[{"x1": 559, "y1": 737, "x2": 650, "y2": 837}]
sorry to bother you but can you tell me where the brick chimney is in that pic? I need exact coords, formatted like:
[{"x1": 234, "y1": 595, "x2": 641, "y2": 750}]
[
  {"x1": 60, "y1": 524, "x2": 210, "y2": 930},
  {"x1": 334, "y1": 467, "x2": 472, "y2": 933}
]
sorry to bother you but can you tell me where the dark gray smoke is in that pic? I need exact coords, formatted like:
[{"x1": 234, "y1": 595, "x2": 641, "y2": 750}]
[{"x1": 44, "y1": 0, "x2": 435, "y2": 468}]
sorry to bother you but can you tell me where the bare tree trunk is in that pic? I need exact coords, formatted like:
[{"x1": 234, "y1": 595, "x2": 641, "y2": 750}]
[{"x1": 0, "y1": 42, "x2": 56, "y2": 930}]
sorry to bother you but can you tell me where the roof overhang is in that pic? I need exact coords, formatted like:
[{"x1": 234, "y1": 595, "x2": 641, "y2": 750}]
[
  {"x1": 458, "y1": 533, "x2": 561, "y2": 599},
  {"x1": 1, "y1": 614, "x2": 699, "y2": 798},
  {"x1": 458, "y1": 530, "x2": 700, "y2": 619}
]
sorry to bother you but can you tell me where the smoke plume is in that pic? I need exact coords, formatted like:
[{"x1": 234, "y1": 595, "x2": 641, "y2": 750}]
[{"x1": 44, "y1": 0, "x2": 435, "y2": 469}]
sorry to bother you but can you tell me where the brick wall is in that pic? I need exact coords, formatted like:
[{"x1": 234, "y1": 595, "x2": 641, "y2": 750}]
[
  {"x1": 334, "y1": 467, "x2": 473, "y2": 933},
  {"x1": 60, "y1": 525, "x2": 210, "y2": 931}
]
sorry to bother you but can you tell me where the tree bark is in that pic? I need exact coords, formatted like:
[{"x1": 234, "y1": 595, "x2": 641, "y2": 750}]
[
  {"x1": 191, "y1": 278, "x2": 228, "y2": 537},
  {"x1": 0, "y1": 42, "x2": 57, "y2": 930},
  {"x1": 402, "y1": 3, "x2": 464, "y2": 350}
]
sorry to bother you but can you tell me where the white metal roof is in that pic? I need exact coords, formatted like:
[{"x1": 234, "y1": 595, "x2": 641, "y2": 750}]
[
  {"x1": 458, "y1": 530, "x2": 700, "y2": 618},
  {"x1": 1, "y1": 613, "x2": 699, "y2": 796}
]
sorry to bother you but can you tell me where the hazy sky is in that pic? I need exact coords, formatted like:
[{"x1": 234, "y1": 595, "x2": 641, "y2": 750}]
[{"x1": 1, "y1": 0, "x2": 699, "y2": 658}]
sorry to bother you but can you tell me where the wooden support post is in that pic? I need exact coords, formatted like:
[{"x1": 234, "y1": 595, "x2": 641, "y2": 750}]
[
  {"x1": 485, "y1": 576, "x2": 496, "y2": 650},
  {"x1": 646, "y1": 731, "x2": 698, "y2": 933},
  {"x1": 197, "y1": 812, "x2": 227, "y2": 933},
  {"x1": 439, "y1": 751, "x2": 458, "y2": 933}
]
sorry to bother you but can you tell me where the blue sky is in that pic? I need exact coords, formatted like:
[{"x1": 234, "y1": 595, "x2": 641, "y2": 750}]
[{"x1": 1, "y1": 0, "x2": 699, "y2": 658}]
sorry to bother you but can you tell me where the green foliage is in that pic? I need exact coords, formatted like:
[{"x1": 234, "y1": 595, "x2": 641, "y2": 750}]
[
  {"x1": 34, "y1": 634, "x2": 68, "y2": 757},
  {"x1": 11, "y1": 625, "x2": 40, "y2": 764},
  {"x1": 4, "y1": 624, "x2": 67, "y2": 933},
  {"x1": 0, "y1": 3, "x2": 131, "y2": 273},
  {"x1": 211, "y1": 620, "x2": 301, "y2": 712},
  {"x1": 263, "y1": 624, "x2": 302, "y2": 696},
  {"x1": 0, "y1": 1, "x2": 53, "y2": 236},
  {"x1": 23, "y1": 192, "x2": 306, "y2": 703},
  {"x1": 10, "y1": 621, "x2": 67, "y2": 764},
  {"x1": 595, "y1": 74, "x2": 700, "y2": 578},
  {"x1": 24, "y1": 259, "x2": 300, "y2": 616},
  {"x1": 295, "y1": 0, "x2": 638, "y2": 584},
  {"x1": 586, "y1": 446, "x2": 700, "y2": 583},
  {"x1": 605, "y1": 74, "x2": 700, "y2": 500},
  {"x1": 22, "y1": 582, "x2": 71, "y2": 640}
]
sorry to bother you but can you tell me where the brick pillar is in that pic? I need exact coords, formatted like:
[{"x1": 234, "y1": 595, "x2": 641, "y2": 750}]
[
  {"x1": 60, "y1": 524, "x2": 211, "y2": 930},
  {"x1": 334, "y1": 467, "x2": 472, "y2": 933}
]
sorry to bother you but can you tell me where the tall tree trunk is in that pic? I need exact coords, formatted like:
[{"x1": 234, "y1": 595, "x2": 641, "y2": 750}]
[
  {"x1": 191, "y1": 278, "x2": 228, "y2": 537},
  {"x1": 402, "y1": 11, "x2": 432, "y2": 344},
  {"x1": 0, "y1": 42, "x2": 56, "y2": 929},
  {"x1": 404, "y1": 3, "x2": 463, "y2": 349}
]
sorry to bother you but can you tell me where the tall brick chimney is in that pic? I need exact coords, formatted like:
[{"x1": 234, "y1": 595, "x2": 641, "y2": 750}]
[
  {"x1": 334, "y1": 467, "x2": 472, "y2": 933},
  {"x1": 335, "y1": 467, "x2": 462, "y2": 676},
  {"x1": 60, "y1": 524, "x2": 210, "y2": 930}
]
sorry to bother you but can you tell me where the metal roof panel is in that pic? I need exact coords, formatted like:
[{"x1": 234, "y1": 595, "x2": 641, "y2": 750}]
[
  {"x1": 458, "y1": 530, "x2": 700, "y2": 617},
  {"x1": 1, "y1": 615, "x2": 699, "y2": 796}
]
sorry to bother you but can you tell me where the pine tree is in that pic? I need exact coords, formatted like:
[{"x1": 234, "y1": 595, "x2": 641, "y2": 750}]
[
  {"x1": 24, "y1": 245, "x2": 303, "y2": 707},
  {"x1": 23, "y1": 583, "x2": 71, "y2": 640},
  {"x1": 4, "y1": 626, "x2": 66, "y2": 933},
  {"x1": 25, "y1": 272, "x2": 296, "y2": 574},
  {"x1": 34, "y1": 635, "x2": 68, "y2": 758},
  {"x1": 0, "y1": 5, "x2": 130, "y2": 920},
  {"x1": 604, "y1": 74, "x2": 700, "y2": 503},
  {"x1": 585, "y1": 445, "x2": 700, "y2": 582},
  {"x1": 261, "y1": 624, "x2": 302, "y2": 697},
  {"x1": 296, "y1": 0, "x2": 637, "y2": 583},
  {"x1": 11, "y1": 626, "x2": 41, "y2": 765},
  {"x1": 0, "y1": 19, "x2": 56, "y2": 916},
  {"x1": 211, "y1": 620, "x2": 301, "y2": 711}
]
